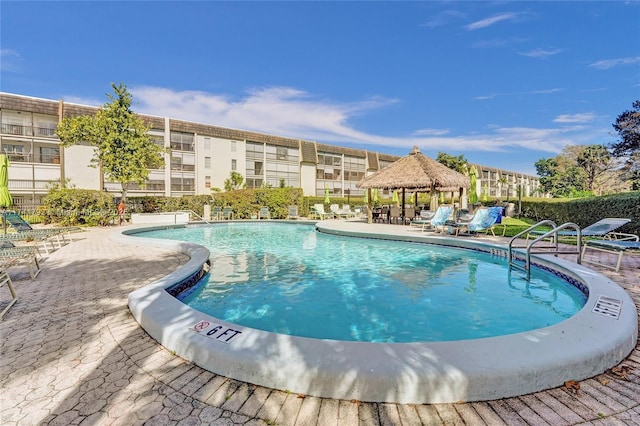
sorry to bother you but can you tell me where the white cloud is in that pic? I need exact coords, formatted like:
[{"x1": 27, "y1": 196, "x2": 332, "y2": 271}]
[
  {"x1": 413, "y1": 128, "x2": 450, "y2": 136},
  {"x1": 77, "y1": 85, "x2": 600, "y2": 158},
  {"x1": 470, "y1": 37, "x2": 528, "y2": 49},
  {"x1": 553, "y1": 112, "x2": 597, "y2": 124},
  {"x1": 589, "y1": 56, "x2": 640, "y2": 69},
  {"x1": 473, "y1": 88, "x2": 563, "y2": 100},
  {"x1": 465, "y1": 13, "x2": 519, "y2": 31},
  {"x1": 0, "y1": 49, "x2": 22, "y2": 72},
  {"x1": 421, "y1": 10, "x2": 466, "y2": 29},
  {"x1": 518, "y1": 48, "x2": 563, "y2": 58}
]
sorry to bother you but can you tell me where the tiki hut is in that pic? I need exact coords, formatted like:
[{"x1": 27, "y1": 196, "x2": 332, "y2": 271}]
[{"x1": 357, "y1": 146, "x2": 470, "y2": 222}]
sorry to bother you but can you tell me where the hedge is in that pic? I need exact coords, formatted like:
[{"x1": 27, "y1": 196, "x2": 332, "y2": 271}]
[{"x1": 517, "y1": 192, "x2": 640, "y2": 235}]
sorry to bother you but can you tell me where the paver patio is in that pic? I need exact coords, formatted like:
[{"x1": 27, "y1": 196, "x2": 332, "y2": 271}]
[{"x1": 0, "y1": 224, "x2": 638, "y2": 425}]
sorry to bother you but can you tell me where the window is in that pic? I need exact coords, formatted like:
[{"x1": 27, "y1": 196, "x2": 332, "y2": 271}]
[
  {"x1": 231, "y1": 141, "x2": 237, "y2": 152},
  {"x1": 204, "y1": 157, "x2": 211, "y2": 169},
  {"x1": 39, "y1": 146, "x2": 60, "y2": 164},
  {"x1": 205, "y1": 176, "x2": 211, "y2": 188},
  {"x1": 276, "y1": 147, "x2": 288, "y2": 160},
  {"x1": 204, "y1": 137, "x2": 211, "y2": 150},
  {"x1": 231, "y1": 159, "x2": 237, "y2": 171},
  {"x1": 170, "y1": 131, "x2": 194, "y2": 151}
]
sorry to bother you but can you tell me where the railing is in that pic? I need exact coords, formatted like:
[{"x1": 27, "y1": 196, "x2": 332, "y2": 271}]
[
  {"x1": 508, "y1": 220, "x2": 582, "y2": 280},
  {"x1": 1, "y1": 123, "x2": 57, "y2": 138},
  {"x1": 9, "y1": 179, "x2": 53, "y2": 190},
  {"x1": 178, "y1": 210, "x2": 215, "y2": 226},
  {"x1": 170, "y1": 142, "x2": 195, "y2": 152}
]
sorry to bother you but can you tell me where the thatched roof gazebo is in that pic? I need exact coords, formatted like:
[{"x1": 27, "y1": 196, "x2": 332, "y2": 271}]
[{"x1": 357, "y1": 146, "x2": 470, "y2": 222}]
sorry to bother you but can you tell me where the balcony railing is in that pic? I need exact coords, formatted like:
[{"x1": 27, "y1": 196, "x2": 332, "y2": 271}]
[
  {"x1": 1, "y1": 123, "x2": 57, "y2": 138},
  {"x1": 2, "y1": 150, "x2": 61, "y2": 164},
  {"x1": 8, "y1": 179, "x2": 53, "y2": 190},
  {"x1": 170, "y1": 142, "x2": 195, "y2": 152}
]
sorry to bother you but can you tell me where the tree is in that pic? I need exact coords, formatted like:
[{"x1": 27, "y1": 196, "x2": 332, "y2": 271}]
[
  {"x1": 497, "y1": 175, "x2": 509, "y2": 201},
  {"x1": 534, "y1": 151, "x2": 589, "y2": 197},
  {"x1": 56, "y1": 83, "x2": 164, "y2": 200},
  {"x1": 611, "y1": 100, "x2": 640, "y2": 189},
  {"x1": 224, "y1": 171, "x2": 244, "y2": 191},
  {"x1": 576, "y1": 145, "x2": 611, "y2": 192},
  {"x1": 436, "y1": 152, "x2": 468, "y2": 174}
]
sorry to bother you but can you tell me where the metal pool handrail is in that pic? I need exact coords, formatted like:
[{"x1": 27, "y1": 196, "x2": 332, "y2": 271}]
[{"x1": 509, "y1": 220, "x2": 582, "y2": 279}]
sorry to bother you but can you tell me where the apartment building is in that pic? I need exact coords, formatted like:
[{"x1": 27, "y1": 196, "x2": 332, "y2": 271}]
[{"x1": 0, "y1": 92, "x2": 541, "y2": 208}]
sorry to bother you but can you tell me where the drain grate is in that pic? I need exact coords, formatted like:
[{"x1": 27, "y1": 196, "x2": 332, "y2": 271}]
[{"x1": 592, "y1": 295, "x2": 622, "y2": 320}]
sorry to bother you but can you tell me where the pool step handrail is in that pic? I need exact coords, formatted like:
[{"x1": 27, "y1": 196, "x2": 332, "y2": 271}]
[
  {"x1": 178, "y1": 210, "x2": 216, "y2": 226},
  {"x1": 508, "y1": 220, "x2": 582, "y2": 280}
]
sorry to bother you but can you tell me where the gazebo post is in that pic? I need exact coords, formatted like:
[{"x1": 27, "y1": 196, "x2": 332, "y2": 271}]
[{"x1": 367, "y1": 188, "x2": 373, "y2": 224}]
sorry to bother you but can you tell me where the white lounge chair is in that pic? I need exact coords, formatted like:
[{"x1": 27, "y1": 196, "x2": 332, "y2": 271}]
[
  {"x1": 311, "y1": 204, "x2": 332, "y2": 220},
  {"x1": 581, "y1": 236, "x2": 640, "y2": 271}
]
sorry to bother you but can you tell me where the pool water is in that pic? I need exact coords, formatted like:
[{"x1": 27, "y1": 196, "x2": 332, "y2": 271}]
[{"x1": 140, "y1": 223, "x2": 587, "y2": 343}]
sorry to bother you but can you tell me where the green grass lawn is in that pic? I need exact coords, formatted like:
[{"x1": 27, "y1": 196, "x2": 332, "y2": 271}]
[{"x1": 500, "y1": 217, "x2": 539, "y2": 238}]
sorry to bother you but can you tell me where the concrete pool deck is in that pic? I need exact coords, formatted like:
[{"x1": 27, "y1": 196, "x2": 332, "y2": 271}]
[{"x1": 1, "y1": 222, "x2": 639, "y2": 424}]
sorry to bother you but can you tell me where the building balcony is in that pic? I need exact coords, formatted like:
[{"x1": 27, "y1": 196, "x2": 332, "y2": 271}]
[{"x1": 1, "y1": 123, "x2": 57, "y2": 138}]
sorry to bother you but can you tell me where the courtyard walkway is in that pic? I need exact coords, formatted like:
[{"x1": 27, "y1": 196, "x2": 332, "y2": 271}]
[{"x1": 0, "y1": 224, "x2": 638, "y2": 425}]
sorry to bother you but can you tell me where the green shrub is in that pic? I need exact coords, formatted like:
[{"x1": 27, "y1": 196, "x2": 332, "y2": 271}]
[
  {"x1": 42, "y1": 188, "x2": 115, "y2": 226},
  {"x1": 519, "y1": 192, "x2": 640, "y2": 235}
]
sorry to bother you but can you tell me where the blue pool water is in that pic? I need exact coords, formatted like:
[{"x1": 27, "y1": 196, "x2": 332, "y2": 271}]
[{"x1": 139, "y1": 223, "x2": 587, "y2": 343}]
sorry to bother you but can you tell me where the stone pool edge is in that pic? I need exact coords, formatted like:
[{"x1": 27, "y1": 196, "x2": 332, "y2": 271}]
[{"x1": 116, "y1": 222, "x2": 638, "y2": 404}]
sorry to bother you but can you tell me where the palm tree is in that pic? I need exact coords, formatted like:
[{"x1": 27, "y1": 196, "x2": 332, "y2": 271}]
[{"x1": 497, "y1": 176, "x2": 509, "y2": 202}]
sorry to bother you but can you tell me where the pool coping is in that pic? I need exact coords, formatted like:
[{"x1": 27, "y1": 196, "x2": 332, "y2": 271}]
[{"x1": 117, "y1": 221, "x2": 638, "y2": 404}]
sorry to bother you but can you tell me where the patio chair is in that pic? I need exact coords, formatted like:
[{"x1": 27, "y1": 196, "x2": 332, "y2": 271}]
[
  {"x1": 410, "y1": 209, "x2": 436, "y2": 228},
  {"x1": 287, "y1": 206, "x2": 299, "y2": 220},
  {"x1": 420, "y1": 205, "x2": 453, "y2": 232},
  {"x1": 527, "y1": 218, "x2": 632, "y2": 241},
  {"x1": 0, "y1": 228, "x2": 75, "y2": 255},
  {"x1": 212, "y1": 206, "x2": 222, "y2": 220},
  {"x1": 221, "y1": 207, "x2": 234, "y2": 220},
  {"x1": 3, "y1": 211, "x2": 82, "y2": 240},
  {"x1": 258, "y1": 207, "x2": 270, "y2": 220},
  {"x1": 311, "y1": 204, "x2": 332, "y2": 220},
  {"x1": 403, "y1": 207, "x2": 416, "y2": 225},
  {"x1": 446, "y1": 207, "x2": 505, "y2": 236},
  {"x1": 581, "y1": 235, "x2": 640, "y2": 271},
  {"x1": 340, "y1": 205, "x2": 356, "y2": 218},
  {"x1": 389, "y1": 206, "x2": 401, "y2": 224},
  {"x1": 0, "y1": 270, "x2": 17, "y2": 320},
  {"x1": 0, "y1": 246, "x2": 41, "y2": 280}
]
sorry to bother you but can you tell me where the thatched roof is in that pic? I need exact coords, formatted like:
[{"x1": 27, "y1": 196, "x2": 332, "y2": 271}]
[{"x1": 357, "y1": 146, "x2": 470, "y2": 190}]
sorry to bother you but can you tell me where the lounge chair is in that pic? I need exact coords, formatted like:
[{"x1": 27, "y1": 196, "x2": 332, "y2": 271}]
[
  {"x1": 418, "y1": 205, "x2": 453, "y2": 232},
  {"x1": 311, "y1": 204, "x2": 332, "y2": 220},
  {"x1": 340, "y1": 205, "x2": 356, "y2": 218},
  {"x1": 212, "y1": 206, "x2": 222, "y2": 220},
  {"x1": 446, "y1": 207, "x2": 504, "y2": 236},
  {"x1": 220, "y1": 207, "x2": 233, "y2": 220},
  {"x1": 0, "y1": 246, "x2": 41, "y2": 280},
  {"x1": 258, "y1": 207, "x2": 270, "y2": 219},
  {"x1": 581, "y1": 236, "x2": 640, "y2": 271},
  {"x1": 0, "y1": 229, "x2": 73, "y2": 255},
  {"x1": 2, "y1": 211, "x2": 81, "y2": 252},
  {"x1": 287, "y1": 206, "x2": 299, "y2": 220},
  {"x1": 527, "y1": 218, "x2": 631, "y2": 241},
  {"x1": 0, "y1": 271, "x2": 18, "y2": 320},
  {"x1": 410, "y1": 210, "x2": 436, "y2": 228}
]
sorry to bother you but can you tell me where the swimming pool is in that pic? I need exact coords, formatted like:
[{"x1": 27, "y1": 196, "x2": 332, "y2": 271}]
[
  {"x1": 121, "y1": 220, "x2": 637, "y2": 404},
  {"x1": 140, "y1": 223, "x2": 586, "y2": 343}
]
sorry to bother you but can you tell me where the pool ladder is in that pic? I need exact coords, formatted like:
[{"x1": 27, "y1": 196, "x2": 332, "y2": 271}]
[
  {"x1": 179, "y1": 210, "x2": 216, "y2": 226},
  {"x1": 508, "y1": 220, "x2": 582, "y2": 280}
]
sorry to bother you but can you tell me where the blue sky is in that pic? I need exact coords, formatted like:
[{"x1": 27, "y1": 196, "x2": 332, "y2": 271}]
[{"x1": 2, "y1": 1, "x2": 639, "y2": 175}]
